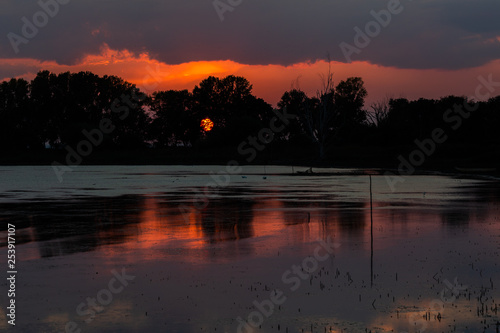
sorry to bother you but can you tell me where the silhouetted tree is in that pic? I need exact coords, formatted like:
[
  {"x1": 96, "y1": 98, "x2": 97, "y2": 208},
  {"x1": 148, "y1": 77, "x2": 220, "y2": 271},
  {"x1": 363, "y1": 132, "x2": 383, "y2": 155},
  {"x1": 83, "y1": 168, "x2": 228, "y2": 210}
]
[
  {"x1": 484, "y1": 96, "x2": 500, "y2": 142},
  {"x1": 0, "y1": 78, "x2": 32, "y2": 150},
  {"x1": 29, "y1": 70, "x2": 65, "y2": 148},
  {"x1": 28, "y1": 71, "x2": 150, "y2": 149},
  {"x1": 191, "y1": 75, "x2": 273, "y2": 146},
  {"x1": 333, "y1": 77, "x2": 368, "y2": 142},
  {"x1": 276, "y1": 89, "x2": 312, "y2": 143},
  {"x1": 192, "y1": 75, "x2": 252, "y2": 127},
  {"x1": 367, "y1": 98, "x2": 390, "y2": 128},
  {"x1": 3, "y1": 69, "x2": 500, "y2": 165},
  {"x1": 147, "y1": 90, "x2": 193, "y2": 147},
  {"x1": 277, "y1": 74, "x2": 368, "y2": 159},
  {"x1": 97, "y1": 74, "x2": 149, "y2": 148}
]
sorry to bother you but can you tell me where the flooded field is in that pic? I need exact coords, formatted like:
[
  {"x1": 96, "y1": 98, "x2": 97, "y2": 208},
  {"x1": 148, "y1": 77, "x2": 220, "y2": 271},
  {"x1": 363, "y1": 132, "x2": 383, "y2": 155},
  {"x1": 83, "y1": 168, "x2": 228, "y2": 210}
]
[{"x1": 0, "y1": 166, "x2": 499, "y2": 332}]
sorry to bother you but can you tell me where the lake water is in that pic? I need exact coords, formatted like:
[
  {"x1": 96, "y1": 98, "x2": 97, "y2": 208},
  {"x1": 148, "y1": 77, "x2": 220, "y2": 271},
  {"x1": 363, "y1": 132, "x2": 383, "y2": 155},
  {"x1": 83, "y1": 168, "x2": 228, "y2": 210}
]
[{"x1": 0, "y1": 166, "x2": 499, "y2": 333}]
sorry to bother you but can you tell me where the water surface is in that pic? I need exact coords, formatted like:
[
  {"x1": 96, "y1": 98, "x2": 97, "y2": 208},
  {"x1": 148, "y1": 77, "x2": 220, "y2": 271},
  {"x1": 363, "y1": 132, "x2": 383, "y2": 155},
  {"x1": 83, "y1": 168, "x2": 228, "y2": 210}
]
[{"x1": 0, "y1": 166, "x2": 499, "y2": 332}]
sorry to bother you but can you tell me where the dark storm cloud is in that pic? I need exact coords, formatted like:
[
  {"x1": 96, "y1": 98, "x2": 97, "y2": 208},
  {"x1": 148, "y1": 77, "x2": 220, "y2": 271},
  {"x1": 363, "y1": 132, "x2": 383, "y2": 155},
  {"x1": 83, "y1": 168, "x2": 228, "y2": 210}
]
[
  {"x1": 436, "y1": 0, "x2": 500, "y2": 34},
  {"x1": 1, "y1": 0, "x2": 499, "y2": 70}
]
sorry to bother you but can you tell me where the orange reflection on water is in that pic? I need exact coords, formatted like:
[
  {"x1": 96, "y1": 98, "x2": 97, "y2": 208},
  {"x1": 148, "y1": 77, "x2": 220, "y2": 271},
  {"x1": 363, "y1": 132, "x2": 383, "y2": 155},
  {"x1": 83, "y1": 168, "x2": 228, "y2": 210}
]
[
  {"x1": 39, "y1": 178, "x2": 500, "y2": 266},
  {"x1": 99, "y1": 196, "x2": 205, "y2": 261},
  {"x1": 100, "y1": 193, "x2": 340, "y2": 261},
  {"x1": 250, "y1": 196, "x2": 285, "y2": 238},
  {"x1": 367, "y1": 296, "x2": 485, "y2": 333},
  {"x1": 138, "y1": 196, "x2": 205, "y2": 248}
]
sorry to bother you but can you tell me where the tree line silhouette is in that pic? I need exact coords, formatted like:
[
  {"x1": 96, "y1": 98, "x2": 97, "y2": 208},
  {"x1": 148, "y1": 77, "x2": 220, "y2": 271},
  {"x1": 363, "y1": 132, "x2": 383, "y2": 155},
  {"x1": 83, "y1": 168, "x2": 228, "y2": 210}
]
[{"x1": 1, "y1": 70, "x2": 499, "y2": 164}]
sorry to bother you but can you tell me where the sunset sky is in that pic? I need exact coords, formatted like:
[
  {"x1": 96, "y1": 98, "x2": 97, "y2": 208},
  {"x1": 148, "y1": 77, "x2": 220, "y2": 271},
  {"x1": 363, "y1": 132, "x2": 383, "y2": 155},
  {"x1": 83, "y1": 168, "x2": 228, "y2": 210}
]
[{"x1": 1, "y1": 0, "x2": 500, "y2": 106}]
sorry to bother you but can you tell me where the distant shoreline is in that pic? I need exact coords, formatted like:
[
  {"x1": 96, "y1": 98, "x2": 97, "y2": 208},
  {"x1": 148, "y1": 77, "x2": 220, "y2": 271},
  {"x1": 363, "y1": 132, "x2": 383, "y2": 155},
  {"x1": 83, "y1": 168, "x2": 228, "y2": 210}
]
[{"x1": 1, "y1": 144, "x2": 499, "y2": 178}]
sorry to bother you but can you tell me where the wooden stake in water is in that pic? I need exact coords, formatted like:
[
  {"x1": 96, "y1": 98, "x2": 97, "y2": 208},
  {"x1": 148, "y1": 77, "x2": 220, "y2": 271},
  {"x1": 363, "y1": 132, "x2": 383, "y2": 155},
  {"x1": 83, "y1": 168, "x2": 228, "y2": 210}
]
[{"x1": 370, "y1": 175, "x2": 374, "y2": 288}]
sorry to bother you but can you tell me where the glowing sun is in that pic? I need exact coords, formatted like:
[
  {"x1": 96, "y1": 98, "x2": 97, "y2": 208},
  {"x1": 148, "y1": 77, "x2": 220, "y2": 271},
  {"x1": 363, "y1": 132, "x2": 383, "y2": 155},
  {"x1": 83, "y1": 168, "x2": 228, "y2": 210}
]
[{"x1": 200, "y1": 118, "x2": 214, "y2": 132}]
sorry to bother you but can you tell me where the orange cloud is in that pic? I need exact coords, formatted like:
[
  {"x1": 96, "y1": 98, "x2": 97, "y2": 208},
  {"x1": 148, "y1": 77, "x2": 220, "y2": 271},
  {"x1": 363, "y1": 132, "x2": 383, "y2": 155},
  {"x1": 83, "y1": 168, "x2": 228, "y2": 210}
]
[{"x1": 2, "y1": 44, "x2": 500, "y2": 107}]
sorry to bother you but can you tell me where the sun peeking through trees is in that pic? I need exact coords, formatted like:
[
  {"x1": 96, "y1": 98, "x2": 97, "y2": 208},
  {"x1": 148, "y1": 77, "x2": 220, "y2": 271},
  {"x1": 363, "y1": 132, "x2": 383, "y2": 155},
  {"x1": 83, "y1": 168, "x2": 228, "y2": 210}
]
[
  {"x1": 2, "y1": 70, "x2": 497, "y2": 164},
  {"x1": 0, "y1": 71, "x2": 370, "y2": 160}
]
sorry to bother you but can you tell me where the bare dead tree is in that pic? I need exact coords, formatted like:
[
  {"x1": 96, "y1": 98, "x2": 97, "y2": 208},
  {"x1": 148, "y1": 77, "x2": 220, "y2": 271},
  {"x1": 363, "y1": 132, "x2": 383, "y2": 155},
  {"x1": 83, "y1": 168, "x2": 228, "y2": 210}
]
[
  {"x1": 367, "y1": 97, "x2": 391, "y2": 128},
  {"x1": 301, "y1": 59, "x2": 336, "y2": 159}
]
